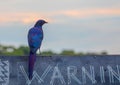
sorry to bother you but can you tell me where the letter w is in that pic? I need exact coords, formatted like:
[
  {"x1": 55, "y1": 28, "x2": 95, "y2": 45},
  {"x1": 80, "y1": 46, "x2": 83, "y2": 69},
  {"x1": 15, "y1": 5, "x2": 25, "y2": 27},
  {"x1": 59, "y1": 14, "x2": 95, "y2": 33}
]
[{"x1": 19, "y1": 65, "x2": 52, "y2": 85}]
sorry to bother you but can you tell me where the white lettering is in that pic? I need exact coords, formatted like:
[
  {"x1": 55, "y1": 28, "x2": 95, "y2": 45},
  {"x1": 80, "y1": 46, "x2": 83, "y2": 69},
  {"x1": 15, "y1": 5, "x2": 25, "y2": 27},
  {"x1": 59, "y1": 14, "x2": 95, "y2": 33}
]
[
  {"x1": 82, "y1": 66, "x2": 97, "y2": 84},
  {"x1": 20, "y1": 65, "x2": 52, "y2": 85},
  {"x1": 67, "y1": 66, "x2": 81, "y2": 85},
  {"x1": 50, "y1": 65, "x2": 66, "y2": 85},
  {"x1": 100, "y1": 66, "x2": 105, "y2": 83},
  {"x1": 107, "y1": 65, "x2": 120, "y2": 83}
]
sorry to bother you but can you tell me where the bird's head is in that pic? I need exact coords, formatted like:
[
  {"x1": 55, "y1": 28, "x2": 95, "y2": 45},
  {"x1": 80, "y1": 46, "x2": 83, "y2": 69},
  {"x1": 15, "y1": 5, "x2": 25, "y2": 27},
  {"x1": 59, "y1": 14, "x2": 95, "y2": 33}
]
[{"x1": 34, "y1": 19, "x2": 48, "y2": 28}]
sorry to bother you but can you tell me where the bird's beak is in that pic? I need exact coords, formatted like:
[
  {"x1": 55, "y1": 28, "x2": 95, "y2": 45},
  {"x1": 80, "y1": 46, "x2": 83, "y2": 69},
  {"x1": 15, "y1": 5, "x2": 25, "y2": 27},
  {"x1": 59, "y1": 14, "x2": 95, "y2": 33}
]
[{"x1": 45, "y1": 21, "x2": 48, "y2": 23}]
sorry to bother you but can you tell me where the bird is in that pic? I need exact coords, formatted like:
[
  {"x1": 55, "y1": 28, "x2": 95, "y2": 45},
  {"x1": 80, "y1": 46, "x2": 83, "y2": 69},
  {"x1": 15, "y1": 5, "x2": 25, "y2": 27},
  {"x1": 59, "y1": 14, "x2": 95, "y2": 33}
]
[{"x1": 27, "y1": 19, "x2": 47, "y2": 80}]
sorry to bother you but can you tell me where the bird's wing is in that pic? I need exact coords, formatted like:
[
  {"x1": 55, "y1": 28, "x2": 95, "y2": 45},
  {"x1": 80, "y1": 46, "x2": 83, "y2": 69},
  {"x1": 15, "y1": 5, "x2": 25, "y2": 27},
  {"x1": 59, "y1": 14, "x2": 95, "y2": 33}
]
[{"x1": 28, "y1": 28, "x2": 43, "y2": 53}]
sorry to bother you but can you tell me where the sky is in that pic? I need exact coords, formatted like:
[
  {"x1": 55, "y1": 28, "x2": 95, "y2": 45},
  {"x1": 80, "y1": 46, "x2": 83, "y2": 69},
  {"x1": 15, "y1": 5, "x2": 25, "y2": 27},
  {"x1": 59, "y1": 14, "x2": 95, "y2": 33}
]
[{"x1": 0, "y1": 0, "x2": 120, "y2": 54}]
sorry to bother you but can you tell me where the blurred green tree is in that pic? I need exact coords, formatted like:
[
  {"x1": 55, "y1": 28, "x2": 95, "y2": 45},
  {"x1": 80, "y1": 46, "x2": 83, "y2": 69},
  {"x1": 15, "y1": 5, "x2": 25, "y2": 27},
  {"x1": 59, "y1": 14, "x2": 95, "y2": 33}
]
[
  {"x1": 41, "y1": 50, "x2": 56, "y2": 56},
  {"x1": 60, "y1": 50, "x2": 75, "y2": 55},
  {"x1": 0, "y1": 44, "x2": 108, "y2": 56}
]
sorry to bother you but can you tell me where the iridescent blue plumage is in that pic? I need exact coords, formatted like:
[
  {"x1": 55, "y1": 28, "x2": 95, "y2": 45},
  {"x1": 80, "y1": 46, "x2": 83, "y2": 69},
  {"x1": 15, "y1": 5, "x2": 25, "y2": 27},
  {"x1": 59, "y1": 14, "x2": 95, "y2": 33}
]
[
  {"x1": 28, "y1": 20, "x2": 47, "y2": 80},
  {"x1": 28, "y1": 26, "x2": 43, "y2": 53}
]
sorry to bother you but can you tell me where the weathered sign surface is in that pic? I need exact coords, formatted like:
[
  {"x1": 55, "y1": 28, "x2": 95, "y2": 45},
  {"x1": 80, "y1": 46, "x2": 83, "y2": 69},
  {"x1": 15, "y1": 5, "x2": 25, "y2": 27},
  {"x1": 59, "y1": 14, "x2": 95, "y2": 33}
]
[{"x1": 0, "y1": 55, "x2": 120, "y2": 85}]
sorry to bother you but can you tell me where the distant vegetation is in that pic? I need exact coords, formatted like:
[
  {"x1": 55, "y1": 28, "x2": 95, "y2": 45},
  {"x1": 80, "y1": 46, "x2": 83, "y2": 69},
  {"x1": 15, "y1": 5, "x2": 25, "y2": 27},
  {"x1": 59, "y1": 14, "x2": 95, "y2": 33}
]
[{"x1": 0, "y1": 44, "x2": 107, "y2": 56}]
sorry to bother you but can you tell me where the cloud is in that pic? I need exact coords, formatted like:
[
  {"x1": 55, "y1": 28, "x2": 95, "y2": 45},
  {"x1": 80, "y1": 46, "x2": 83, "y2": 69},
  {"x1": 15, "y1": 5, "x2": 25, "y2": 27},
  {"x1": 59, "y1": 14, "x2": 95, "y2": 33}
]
[
  {"x1": 0, "y1": 12, "x2": 51, "y2": 24},
  {"x1": 0, "y1": 8, "x2": 119, "y2": 24},
  {"x1": 0, "y1": 11, "x2": 120, "y2": 54},
  {"x1": 59, "y1": 8, "x2": 120, "y2": 18}
]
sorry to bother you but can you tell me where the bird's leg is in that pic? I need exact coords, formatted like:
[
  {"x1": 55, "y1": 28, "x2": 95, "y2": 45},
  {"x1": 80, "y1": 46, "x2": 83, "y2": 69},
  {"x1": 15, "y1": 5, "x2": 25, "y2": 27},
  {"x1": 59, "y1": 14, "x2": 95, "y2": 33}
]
[{"x1": 39, "y1": 48, "x2": 41, "y2": 54}]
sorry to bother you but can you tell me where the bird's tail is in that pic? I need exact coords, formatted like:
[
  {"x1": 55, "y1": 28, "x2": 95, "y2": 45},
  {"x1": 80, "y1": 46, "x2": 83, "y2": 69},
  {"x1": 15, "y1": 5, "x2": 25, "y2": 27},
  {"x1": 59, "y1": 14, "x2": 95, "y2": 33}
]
[{"x1": 28, "y1": 52, "x2": 36, "y2": 80}]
